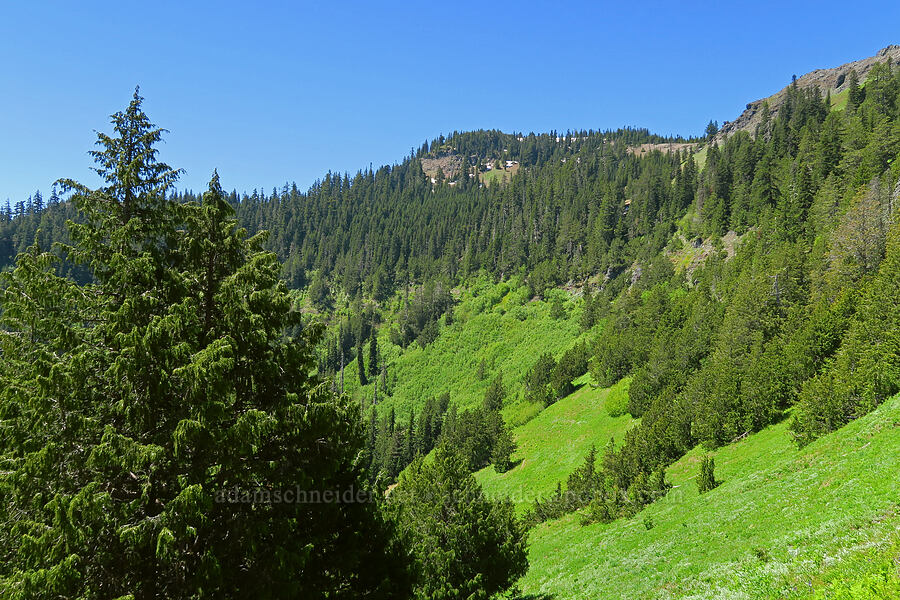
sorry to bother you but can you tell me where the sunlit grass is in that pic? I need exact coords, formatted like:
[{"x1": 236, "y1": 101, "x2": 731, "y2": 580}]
[
  {"x1": 519, "y1": 395, "x2": 900, "y2": 598},
  {"x1": 475, "y1": 375, "x2": 636, "y2": 513}
]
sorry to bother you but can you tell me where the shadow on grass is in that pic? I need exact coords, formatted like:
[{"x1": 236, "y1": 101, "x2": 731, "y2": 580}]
[{"x1": 558, "y1": 380, "x2": 586, "y2": 398}]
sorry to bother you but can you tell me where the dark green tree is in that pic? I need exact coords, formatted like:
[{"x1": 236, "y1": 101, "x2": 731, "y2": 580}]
[
  {"x1": 580, "y1": 289, "x2": 598, "y2": 330},
  {"x1": 525, "y1": 352, "x2": 557, "y2": 406},
  {"x1": 477, "y1": 357, "x2": 488, "y2": 380},
  {"x1": 368, "y1": 332, "x2": 379, "y2": 378},
  {"x1": 357, "y1": 341, "x2": 368, "y2": 385},
  {"x1": 550, "y1": 295, "x2": 566, "y2": 319},
  {"x1": 846, "y1": 69, "x2": 864, "y2": 112},
  {"x1": 491, "y1": 422, "x2": 517, "y2": 473},
  {"x1": 0, "y1": 91, "x2": 409, "y2": 599},
  {"x1": 389, "y1": 448, "x2": 528, "y2": 599},
  {"x1": 308, "y1": 270, "x2": 332, "y2": 311},
  {"x1": 697, "y1": 455, "x2": 719, "y2": 494}
]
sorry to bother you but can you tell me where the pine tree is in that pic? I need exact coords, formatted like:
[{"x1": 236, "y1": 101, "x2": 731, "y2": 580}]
[
  {"x1": 368, "y1": 332, "x2": 379, "y2": 378},
  {"x1": 308, "y1": 270, "x2": 332, "y2": 311},
  {"x1": 405, "y1": 409, "x2": 416, "y2": 463},
  {"x1": 846, "y1": 69, "x2": 864, "y2": 112},
  {"x1": 49, "y1": 183, "x2": 60, "y2": 207},
  {"x1": 389, "y1": 448, "x2": 528, "y2": 599},
  {"x1": 580, "y1": 289, "x2": 597, "y2": 330},
  {"x1": 0, "y1": 90, "x2": 410, "y2": 599},
  {"x1": 483, "y1": 371, "x2": 505, "y2": 412},
  {"x1": 550, "y1": 295, "x2": 566, "y2": 319},
  {"x1": 357, "y1": 341, "x2": 368, "y2": 385},
  {"x1": 477, "y1": 357, "x2": 488, "y2": 380},
  {"x1": 697, "y1": 455, "x2": 718, "y2": 493},
  {"x1": 491, "y1": 421, "x2": 516, "y2": 473}
]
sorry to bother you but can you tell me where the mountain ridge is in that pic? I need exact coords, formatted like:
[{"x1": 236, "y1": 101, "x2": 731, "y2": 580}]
[{"x1": 715, "y1": 44, "x2": 900, "y2": 142}]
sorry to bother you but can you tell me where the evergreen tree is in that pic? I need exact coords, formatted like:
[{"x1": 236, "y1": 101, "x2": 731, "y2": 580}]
[
  {"x1": 483, "y1": 371, "x2": 505, "y2": 412},
  {"x1": 550, "y1": 295, "x2": 566, "y2": 319},
  {"x1": 368, "y1": 332, "x2": 379, "y2": 378},
  {"x1": 357, "y1": 341, "x2": 368, "y2": 385},
  {"x1": 697, "y1": 455, "x2": 718, "y2": 493},
  {"x1": 389, "y1": 448, "x2": 528, "y2": 600},
  {"x1": 580, "y1": 289, "x2": 597, "y2": 330},
  {"x1": 477, "y1": 357, "x2": 488, "y2": 380},
  {"x1": 491, "y1": 422, "x2": 516, "y2": 473},
  {"x1": 308, "y1": 270, "x2": 332, "y2": 311},
  {"x1": 0, "y1": 91, "x2": 410, "y2": 599},
  {"x1": 846, "y1": 69, "x2": 864, "y2": 112}
]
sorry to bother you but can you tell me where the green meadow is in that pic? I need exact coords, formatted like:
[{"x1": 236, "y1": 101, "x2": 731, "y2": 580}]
[
  {"x1": 518, "y1": 394, "x2": 900, "y2": 599},
  {"x1": 344, "y1": 277, "x2": 586, "y2": 423},
  {"x1": 475, "y1": 376, "x2": 635, "y2": 513}
]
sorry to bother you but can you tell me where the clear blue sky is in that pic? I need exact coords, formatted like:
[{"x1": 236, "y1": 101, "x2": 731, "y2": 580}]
[{"x1": 2, "y1": 1, "x2": 899, "y2": 202}]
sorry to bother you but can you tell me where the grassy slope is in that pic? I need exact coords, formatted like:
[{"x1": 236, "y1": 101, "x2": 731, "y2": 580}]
[
  {"x1": 344, "y1": 278, "x2": 585, "y2": 425},
  {"x1": 693, "y1": 146, "x2": 708, "y2": 171},
  {"x1": 829, "y1": 78, "x2": 868, "y2": 112},
  {"x1": 480, "y1": 164, "x2": 519, "y2": 186},
  {"x1": 519, "y1": 395, "x2": 900, "y2": 599},
  {"x1": 475, "y1": 376, "x2": 636, "y2": 512}
]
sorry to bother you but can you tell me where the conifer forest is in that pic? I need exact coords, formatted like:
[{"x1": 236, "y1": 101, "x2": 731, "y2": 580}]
[{"x1": 3, "y1": 23, "x2": 900, "y2": 600}]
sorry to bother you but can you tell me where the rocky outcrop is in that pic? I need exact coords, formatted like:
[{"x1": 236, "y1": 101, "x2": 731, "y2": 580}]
[
  {"x1": 421, "y1": 155, "x2": 463, "y2": 181},
  {"x1": 714, "y1": 45, "x2": 900, "y2": 142}
]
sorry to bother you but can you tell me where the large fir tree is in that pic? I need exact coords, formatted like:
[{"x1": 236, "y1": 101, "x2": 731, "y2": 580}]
[{"x1": 0, "y1": 90, "x2": 409, "y2": 599}]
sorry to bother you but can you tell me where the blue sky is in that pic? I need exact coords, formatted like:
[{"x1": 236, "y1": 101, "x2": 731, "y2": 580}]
[{"x1": 2, "y1": 1, "x2": 899, "y2": 202}]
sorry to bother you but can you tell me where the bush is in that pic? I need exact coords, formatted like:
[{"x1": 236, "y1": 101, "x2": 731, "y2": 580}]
[{"x1": 605, "y1": 377, "x2": 631, "y2": 417}]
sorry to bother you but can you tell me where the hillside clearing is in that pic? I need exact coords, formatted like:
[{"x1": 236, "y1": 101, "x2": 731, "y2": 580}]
[
  {"x1": 519, "y1": 395, "x2": 900, "y2": 599},
  {"x1": 475, "y1": 376, "x2": 636, "y2": 513}
]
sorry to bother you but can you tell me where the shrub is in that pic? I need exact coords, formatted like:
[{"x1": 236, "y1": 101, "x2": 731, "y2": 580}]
[{"x1": 605, "y1": 377, "x2": 631, "y2": 417}]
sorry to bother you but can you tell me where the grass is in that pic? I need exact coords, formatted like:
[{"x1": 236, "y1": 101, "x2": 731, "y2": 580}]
[
  {"x1": 830, "y1": 78, "x2": 868, "y2": 112},
  {"x1": 517, "y1": 394, "x2": 900, "y2": 599},
  {"x1": 803, "y1": 532, "x2": 900, "y2": 599},
  {"x1": 693, "y1": 146, "x2": 708, "y2": 171},
  {"x1": 344, "y1": 276, "x2": 586, "y2": 423},
  {"x1": 830, "y1": 87, "x2": 850, "y2": 112},
  {"x1": 480, "y1": 164, "x2": 519, "y2": 186},
  {"x1": 474, "y1": 375, "x2": 636, "y2": 513}
]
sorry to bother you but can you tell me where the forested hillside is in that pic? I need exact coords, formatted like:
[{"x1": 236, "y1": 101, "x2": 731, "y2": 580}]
[
  {"x1": 3, "y1": 48, "x2": 900, "y2": 598},
  {"x1": 1, "y1": 125, "x2": 696, "y2": 293}
]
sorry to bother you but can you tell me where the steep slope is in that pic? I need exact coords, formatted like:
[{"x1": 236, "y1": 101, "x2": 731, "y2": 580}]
[
  {"x1": 341, "y1": 277, "x2": 583, "y2": 422},
  {"x1": 518, "y1": 394, "x2": 900, "y2": 599},
  {"x1": 474, "y1": 376, "x2": 636, "y2": 512},
  {"x1": 715, "y1": 44, "x2": 900, "y2": 141}
]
